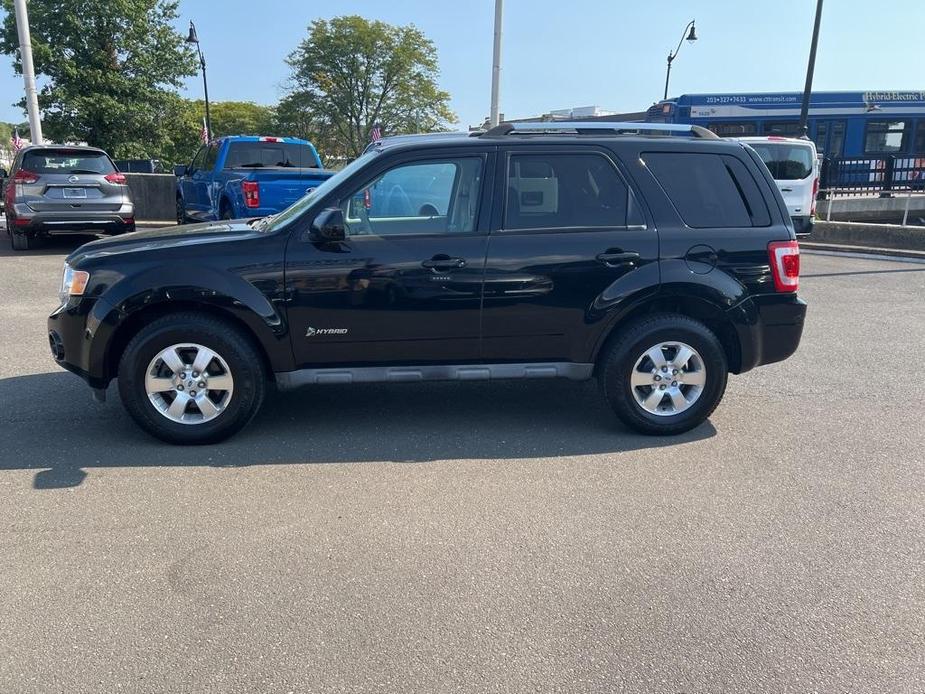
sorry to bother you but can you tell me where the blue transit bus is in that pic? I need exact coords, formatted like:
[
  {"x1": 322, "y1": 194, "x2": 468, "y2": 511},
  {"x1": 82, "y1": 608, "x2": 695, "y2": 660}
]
[{"x1": 646, "y1": 91, "x2": 925, "y2": 159}]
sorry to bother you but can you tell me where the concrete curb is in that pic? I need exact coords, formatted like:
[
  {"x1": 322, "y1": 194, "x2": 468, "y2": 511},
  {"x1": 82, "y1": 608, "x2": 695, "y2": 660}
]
[
  {"x1": 812, "y1": 220, "x2": 925, "y2": 251},
  {"x1": 801, "y1": 241, "x2": 925, "y2": 261}
]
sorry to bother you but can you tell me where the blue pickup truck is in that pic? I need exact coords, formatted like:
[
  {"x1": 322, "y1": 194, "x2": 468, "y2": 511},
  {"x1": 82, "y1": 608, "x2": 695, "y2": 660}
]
[{"x1": 174, "y1": 135, "x2": 335, "y2": 223}]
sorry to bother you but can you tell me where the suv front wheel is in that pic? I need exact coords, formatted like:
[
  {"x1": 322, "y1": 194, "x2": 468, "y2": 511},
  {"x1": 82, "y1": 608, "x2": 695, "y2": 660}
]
[
  {"x1": 118, "y1": 313, "x2": 266, "y2": 444},
  {"x1": 600, "y1": 314, "x2": 728, "y2": 435}
]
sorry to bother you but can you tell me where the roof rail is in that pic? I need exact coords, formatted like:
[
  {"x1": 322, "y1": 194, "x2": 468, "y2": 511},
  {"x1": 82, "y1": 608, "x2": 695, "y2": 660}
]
[{"x1": 481, "y1": 121, "x2": 719, "y2": 139}]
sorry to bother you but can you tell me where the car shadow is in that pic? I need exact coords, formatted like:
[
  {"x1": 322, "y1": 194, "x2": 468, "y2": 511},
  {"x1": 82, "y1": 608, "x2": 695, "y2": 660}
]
[
  {"x1": 0, "y1": 229, "x2": 101, "y2": 257},
  {"x1": 0, "y1": 372, "x2": 716, "y2": 489}
]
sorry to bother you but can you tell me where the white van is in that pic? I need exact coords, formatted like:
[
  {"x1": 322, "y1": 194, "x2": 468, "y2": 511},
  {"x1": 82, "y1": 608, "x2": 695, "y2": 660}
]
[{"x1": 737, "y1": 136, "x2": 819, "y2": 237}]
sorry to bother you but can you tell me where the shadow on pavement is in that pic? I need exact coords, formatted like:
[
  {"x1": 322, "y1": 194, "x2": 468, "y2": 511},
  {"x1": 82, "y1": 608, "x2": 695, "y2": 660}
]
[
  {"x1": 0, "y1": 230, "x2": 100, "y2": 257},
  {"x1": 0, "y1": 371, "x2": 716, "y2": 489}
]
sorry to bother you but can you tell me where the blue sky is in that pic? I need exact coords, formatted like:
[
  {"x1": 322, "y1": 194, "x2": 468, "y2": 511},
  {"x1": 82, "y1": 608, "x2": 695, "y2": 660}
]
[{"x1": 1, "y1": 0, "x2": 922, "y2": 129}]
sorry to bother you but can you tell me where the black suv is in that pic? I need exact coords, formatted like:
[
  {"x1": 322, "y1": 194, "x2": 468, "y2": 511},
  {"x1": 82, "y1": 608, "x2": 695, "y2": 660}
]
[{"x1": 48, "y1": 122, "x2": 806, "y2": 444}]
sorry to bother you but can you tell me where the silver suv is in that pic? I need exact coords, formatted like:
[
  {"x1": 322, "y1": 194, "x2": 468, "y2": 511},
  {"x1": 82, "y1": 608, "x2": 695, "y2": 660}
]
[{"x1": 3, "y1": 145, "x2": 135, "y2": 251}]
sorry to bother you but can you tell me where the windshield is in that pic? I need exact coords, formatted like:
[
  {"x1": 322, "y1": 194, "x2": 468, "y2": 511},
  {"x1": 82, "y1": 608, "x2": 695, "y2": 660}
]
[
  {"x1": 258, "y1": 150, "x2": 379, "y2": 233},
  {"x1": 750, "y1": 142, "x2": 814, "y2": 181},
  {"x1": 22, "y1": 149, "x2": 115, "y2": 175}
]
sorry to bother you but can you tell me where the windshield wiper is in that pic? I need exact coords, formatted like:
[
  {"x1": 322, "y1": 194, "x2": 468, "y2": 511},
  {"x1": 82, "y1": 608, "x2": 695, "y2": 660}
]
[{"x1": 69, "y1": 169, "x2": 105, "y2": 174}]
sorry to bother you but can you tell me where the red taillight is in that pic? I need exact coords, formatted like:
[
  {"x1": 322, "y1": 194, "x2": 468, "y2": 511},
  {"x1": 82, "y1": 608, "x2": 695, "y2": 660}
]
[
  {"x1": 13, "y1": 169, "x2": 39, "y2": 184},
  {"x1": 768, "y1": 240, "x2": 800, "y2": 293},
  {"x1": 810, "y1": 177, "x2": 819, "y2": 217},
  {"x1": 242, "y1": 180, "x2": 260, "y2": 208},
  {"x1": 104, "y1": 173, "x2": 127, "y2": 184}
]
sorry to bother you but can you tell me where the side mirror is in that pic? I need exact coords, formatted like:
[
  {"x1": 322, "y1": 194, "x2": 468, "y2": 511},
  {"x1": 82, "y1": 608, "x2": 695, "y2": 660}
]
[
  {"x1": 310, "y1": 207, "x2": 346, "y2": 242},
  {"x1": 173, "y1": 165, "x2": 187, "y2": 177}
]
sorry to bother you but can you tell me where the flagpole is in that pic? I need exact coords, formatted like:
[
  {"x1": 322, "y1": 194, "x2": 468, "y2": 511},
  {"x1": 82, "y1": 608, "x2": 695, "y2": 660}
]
[
  {"x1": 489, "y1": 0, "x2": 503, "y2": 127},
  {"x1": 13, "y1": 0, "x2": 43, "y2": 145}
]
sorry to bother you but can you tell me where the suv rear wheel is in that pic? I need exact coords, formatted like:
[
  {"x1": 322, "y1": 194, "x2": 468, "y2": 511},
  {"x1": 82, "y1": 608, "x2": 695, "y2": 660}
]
[
  {"x1": 600, "y1": 314, "x2": 728, "y2": 435},
  {"x1": 117, "y1": 313, "x2": 266, "y2": 444},
  {"x1": 10, "y1": 230, "x2": 34, "y2": 251}
]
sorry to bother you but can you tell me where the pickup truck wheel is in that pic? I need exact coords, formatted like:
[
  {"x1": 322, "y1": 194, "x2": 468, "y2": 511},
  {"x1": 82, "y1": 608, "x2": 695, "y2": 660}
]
[
  {"x1": 220, "y1": 203, "x2": 234, "y2": 220},
  {"x1": 118, "y1": 313, "x2": 266, "y2": 444},
  {"x1": 599, "y1": 314, "x2": 727, "y2": 436},
  {"x1": 176, "y1": 197, "x2": 186, "y2": 225}
]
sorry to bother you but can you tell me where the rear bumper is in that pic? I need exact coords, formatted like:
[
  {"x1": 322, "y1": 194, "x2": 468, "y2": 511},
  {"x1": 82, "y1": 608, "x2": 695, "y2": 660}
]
[
  {"x1": 9, "y1": 202, "x2": 135, "y2": 235},
  {"x1": 728, "y1": 293, "x2": 807, "y2": 373},
  {"x1": 791, "y1": 215, "x2": 814, "y2": 238}
]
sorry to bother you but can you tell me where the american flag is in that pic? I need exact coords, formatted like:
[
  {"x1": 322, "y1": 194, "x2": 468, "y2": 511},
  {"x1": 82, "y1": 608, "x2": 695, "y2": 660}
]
[
  {"x1": 199, "y1": 117, "x2": 209, "y2": 144},
  {"x1": 369, "y1": 123, "x2": 382, "y2": 142},
  {"x1": 10, "y1": 127, "x2": 24, "y2": 151}
]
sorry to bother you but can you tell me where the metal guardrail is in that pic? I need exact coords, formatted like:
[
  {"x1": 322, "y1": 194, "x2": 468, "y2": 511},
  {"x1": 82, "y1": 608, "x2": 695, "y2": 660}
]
[{"x1": 820, "y1": 155, "x2": 925, "y2": 197}]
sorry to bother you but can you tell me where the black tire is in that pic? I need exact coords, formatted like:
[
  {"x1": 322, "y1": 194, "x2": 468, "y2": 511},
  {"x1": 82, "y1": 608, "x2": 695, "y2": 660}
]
[
  {"x1": 599, "y1": 313, "x2": 728, "y2": 436},
  {"x1": 117, "y1": 313, "x2": 266, "y2": 444},
  {"x1": 220, "y1": 202, "x2": 234, "y2": 220},
  {"x1": 10, "y1": 230, "x2": 33, "y2": 251},
  {"x1": 176, "y1": 196, "x2": 186, "y2": 225}
]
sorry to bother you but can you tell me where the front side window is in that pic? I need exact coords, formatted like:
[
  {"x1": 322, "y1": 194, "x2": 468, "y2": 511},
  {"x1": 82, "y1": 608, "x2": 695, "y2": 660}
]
[
  {"x1": 189, "y1": 145, "x2": 206, "y2": 172},
  {"x1": 504, "y1": 153, "x2": 639, "y2": 230},
  {"x1": 865, "y1": 121, "x2": 908, "y2": 153},
  {"x1": 643, "y1": 151, "x2": 770, "y2": 228},
  {"x1": 340, "y1": 157, "x2": 483, "y2": 236}
]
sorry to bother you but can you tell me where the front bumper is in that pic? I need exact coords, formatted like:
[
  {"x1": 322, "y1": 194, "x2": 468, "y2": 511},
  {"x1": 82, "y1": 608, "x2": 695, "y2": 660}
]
[
  {"x1": 727, "y1": 293, "x2": 807, "y2": 373},
  {"x1": 47, "y1": 296, "x2": 117, "y2": 390}
]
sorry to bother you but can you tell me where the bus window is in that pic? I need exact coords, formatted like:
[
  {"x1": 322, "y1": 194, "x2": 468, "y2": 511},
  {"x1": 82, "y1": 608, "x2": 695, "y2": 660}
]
[
  {"x1": 830, "y1": 121, "x2": 845, "y2": 156},
  {"x1": 914, "y1": 122, "x2": 925, "y2": 153},
  {"x1": 864, "y1": 121, "x2": 908, "y2": 153},
  {"x1": 813, "y1": 122, "x2": 829, "y2": 152},
  {"x1": 764, "y1": 121, "x2": 801, "y2": 136},
  {"x1": 707, "y1": 122, "x2": 757, "y2": 137}
]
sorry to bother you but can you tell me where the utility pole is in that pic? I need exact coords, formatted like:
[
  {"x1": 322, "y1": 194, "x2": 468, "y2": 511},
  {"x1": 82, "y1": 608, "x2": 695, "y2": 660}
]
[
  {"x1": 799, "y1": 0, "x2": 824, "y2": 138},
  {"x1": 13, "y1": 0, "x2": 43, "y2": 145},
  {"x1": 489, "y1": 0, "x2": 503, "y2": 127}
]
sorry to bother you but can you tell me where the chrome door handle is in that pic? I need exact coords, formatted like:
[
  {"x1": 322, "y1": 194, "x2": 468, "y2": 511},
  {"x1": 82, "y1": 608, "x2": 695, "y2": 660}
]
[{"x1": 596, "y1": 251, "x2": 640, "y2": 267}]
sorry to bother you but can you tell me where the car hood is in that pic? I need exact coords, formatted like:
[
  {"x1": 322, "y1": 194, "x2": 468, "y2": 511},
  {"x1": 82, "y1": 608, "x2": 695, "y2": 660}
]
[{"x1": 66, "y1": 220, "x2": 264, "y2": 264}]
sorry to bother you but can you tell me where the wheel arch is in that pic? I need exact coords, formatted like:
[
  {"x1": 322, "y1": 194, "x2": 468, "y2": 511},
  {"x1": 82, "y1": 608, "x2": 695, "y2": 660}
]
[
  {"x1": 592, "y1": 294, "x2": 742, "y2": 375},
  {"x1": 102, "y1": 300, "x2": 279, "y2": 385}
]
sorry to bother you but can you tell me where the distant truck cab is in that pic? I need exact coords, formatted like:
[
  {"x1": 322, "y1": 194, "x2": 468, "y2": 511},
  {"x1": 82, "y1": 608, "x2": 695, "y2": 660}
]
[
  {"x1": 174, "y1": 135, "x2": 335, "y2": 223},
  {"x1": 738, "y1": 136, "x2": 819, "y2": 237}
]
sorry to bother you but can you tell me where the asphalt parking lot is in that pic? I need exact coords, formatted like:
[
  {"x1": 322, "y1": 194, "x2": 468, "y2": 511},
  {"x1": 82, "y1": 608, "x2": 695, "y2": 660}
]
[{"x1": 1, "y1": 232, "x2": 923, "y2": 693}]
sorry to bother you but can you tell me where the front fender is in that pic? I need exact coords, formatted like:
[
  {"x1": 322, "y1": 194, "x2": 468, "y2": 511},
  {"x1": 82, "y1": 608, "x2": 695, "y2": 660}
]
[{"x1": 87, "y1": 264, "x2": 292, "y2": 383}]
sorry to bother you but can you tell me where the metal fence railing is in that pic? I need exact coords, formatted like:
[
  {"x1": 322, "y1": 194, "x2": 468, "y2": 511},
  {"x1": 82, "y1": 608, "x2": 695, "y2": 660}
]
[{"x1": 820, "y1": 155, "x2": 925, "y2": 196}]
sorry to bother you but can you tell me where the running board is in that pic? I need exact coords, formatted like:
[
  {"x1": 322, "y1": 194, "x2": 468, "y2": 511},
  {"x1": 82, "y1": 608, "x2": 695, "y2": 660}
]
[{"x1": 275, "y1": 362, "x2": 594, "y2": 390}]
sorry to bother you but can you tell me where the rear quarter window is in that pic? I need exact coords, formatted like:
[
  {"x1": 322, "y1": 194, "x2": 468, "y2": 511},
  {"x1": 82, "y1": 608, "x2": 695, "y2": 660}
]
[{"x1": 642, "y1": 151, "x2": 770, "y2": 228}]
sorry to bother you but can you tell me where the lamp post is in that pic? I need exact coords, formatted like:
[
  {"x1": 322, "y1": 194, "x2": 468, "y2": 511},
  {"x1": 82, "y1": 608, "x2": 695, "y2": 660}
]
[
  {"x1": 663, "y1": 20, "x2": 697, "y2": 101},
  {"x1": 185, "y1": 21, "x2": 211, "y2": 142},
  {"x1": 798, "y1": 0, "x2": 824, "y2": 138}
]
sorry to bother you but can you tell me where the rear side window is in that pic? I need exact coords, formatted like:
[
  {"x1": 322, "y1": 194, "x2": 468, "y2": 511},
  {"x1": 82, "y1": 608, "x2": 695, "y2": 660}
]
[
  {"x1": 504, "y1": 153, "x2": 643, "y2": 230},
  {"x1": 749, "y1": 142, "x2": 813, "y2": 180},
  {"x1": 21, "y1": 149, "x2": 115, "y2": 175},
  {"x1": 224, "y1": 142, "x2": 317, "y2": 169},
  {"x1": 643, "y1": 152, "x2": 770, "y2": 228}
]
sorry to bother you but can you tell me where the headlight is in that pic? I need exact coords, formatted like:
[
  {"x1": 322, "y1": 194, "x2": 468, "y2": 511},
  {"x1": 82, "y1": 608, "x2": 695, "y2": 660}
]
[{"x1": 59, "y1": 263, "x2": 90, "y2": 304}]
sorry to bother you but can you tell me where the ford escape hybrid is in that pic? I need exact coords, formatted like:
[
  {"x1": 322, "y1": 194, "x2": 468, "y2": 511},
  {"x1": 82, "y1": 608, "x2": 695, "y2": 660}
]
[{"x1": 48, "y1": 122, "x2": 806, "y2": 444}]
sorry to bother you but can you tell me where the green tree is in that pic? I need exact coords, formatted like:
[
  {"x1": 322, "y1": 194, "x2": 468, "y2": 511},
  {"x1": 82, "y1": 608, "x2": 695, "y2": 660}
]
[
  {"x1": 282, "y1": 15, "x2": 455, "y2": 159},
  {"x1": 0, "y1": 0, "x2": 196, "y2": 158}
]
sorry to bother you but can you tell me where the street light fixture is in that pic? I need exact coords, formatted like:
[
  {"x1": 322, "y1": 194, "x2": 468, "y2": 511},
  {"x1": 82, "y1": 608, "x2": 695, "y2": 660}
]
[
  {"x1": 663, "y1": 20, "x2": 697, "y2": 101},
  {"x1": 186, "y1": 21, "x2": 212, "y2": 143}
]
